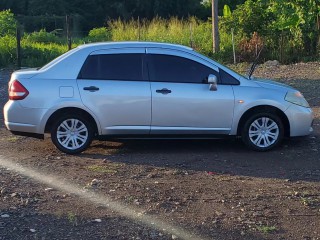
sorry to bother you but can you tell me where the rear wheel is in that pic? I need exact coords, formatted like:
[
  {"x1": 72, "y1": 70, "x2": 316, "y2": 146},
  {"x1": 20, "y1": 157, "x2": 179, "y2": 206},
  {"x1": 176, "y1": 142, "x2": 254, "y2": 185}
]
[
  {"x1": 51, "y1": 114, "x2": 93, "y2": 154},
  {"x1": 241, "y1": 112, "x2": 284, "y2": 151}
]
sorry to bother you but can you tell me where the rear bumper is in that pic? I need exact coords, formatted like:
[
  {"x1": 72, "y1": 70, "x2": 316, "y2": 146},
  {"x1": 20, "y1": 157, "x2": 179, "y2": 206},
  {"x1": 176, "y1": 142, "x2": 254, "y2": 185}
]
[
  {"x1": 4, "y1": 101, "x2": 47, "y2": 134},
  {"x1": 5, "y1": 121, "x2": 38, "y2": 133}
]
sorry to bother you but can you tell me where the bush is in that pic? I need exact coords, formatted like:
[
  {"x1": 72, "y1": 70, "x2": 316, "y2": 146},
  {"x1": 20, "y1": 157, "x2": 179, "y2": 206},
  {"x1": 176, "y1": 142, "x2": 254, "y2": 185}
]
[
  {"x1": 24, "y1": 29, "x2": 61, "y2": 44},
  {"x1": 238, "y1": 32, "x2": 264, "y2": 62},
  {"x1": 87, "y1": 27, "x2": 111, "y2": 42},
  {"x1": 0, "y1": 10, "x2": 16, "y2": 37},
  {"x1": 0, "y1": 35, "x2": 16, "y2": 67}
]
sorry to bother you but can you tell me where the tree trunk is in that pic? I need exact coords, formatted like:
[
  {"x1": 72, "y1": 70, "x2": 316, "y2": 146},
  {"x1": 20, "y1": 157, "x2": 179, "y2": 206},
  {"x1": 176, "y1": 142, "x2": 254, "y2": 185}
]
[{"x1": 212, "y1": 0, "x2": 220, "y2": 53}]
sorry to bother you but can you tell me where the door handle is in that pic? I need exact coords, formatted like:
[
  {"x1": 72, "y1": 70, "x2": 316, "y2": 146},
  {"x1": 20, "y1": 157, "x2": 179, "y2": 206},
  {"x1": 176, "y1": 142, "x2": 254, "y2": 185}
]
[
  {"x1": 156, "y1": 88, "x2": 172, "y2": 94},
  {"x1": 83, "y1": 86, "x2": 99, "y2": 92}
]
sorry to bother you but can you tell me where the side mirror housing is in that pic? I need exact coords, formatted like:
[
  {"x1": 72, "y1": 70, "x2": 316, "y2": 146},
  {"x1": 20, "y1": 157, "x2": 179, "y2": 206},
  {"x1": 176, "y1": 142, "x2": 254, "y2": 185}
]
[{"x1": 208, "y1": 74, "x2": 218, "y2": 91}]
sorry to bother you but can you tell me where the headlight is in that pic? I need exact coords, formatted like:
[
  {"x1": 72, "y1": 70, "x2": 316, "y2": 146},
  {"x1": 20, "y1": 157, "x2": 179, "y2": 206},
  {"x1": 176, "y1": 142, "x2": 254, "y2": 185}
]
[{"x1": 285, "y1": 91, "x2": 310, "y2": 108}]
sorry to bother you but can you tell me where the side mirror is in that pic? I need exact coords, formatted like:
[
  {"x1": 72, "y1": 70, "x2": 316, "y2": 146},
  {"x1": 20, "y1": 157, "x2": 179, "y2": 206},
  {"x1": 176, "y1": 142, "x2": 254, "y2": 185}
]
[{"x1": 208, "y1": 74, "x2": 218, "y2": 91}]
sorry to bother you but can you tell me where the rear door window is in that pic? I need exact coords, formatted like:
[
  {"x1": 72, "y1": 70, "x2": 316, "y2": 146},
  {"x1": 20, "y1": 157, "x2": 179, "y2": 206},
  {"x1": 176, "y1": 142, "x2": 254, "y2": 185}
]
[{"x1": 78, "y1": 53, "x2": 145, "y2": 81}]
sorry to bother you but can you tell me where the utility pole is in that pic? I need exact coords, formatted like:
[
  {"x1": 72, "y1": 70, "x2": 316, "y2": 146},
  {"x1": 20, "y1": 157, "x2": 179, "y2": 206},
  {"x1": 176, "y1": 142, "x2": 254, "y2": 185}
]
[{"x1": 212, "y1": 0, "x2": 220, "y2": 53}]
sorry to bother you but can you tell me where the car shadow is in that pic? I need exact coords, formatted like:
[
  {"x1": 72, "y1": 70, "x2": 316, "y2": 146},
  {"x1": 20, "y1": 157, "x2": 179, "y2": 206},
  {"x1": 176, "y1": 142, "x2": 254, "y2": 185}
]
[{"x1": 81, "y1": 134, "x2": 320, "y2": 182}]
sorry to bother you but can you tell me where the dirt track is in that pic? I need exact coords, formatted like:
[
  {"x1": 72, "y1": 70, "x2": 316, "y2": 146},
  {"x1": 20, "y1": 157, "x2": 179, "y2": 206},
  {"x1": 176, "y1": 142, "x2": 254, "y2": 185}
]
[{"x1": 0, "y1": 63, "x2": 320, "y2": 240}]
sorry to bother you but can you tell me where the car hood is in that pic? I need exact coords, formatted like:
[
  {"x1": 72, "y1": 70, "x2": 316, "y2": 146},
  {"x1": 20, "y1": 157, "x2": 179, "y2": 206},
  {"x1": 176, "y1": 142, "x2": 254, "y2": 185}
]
[{"x1": 252, "y1": 78, "x2": 295, "y2": 92}]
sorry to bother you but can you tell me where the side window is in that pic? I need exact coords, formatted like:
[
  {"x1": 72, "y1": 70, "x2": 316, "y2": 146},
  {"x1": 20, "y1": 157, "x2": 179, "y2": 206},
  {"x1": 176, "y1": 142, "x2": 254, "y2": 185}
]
[
  {"x1": 148, "y1": 54, "x2": 219, "y2": 84},
  {"x1": 78, "y1": 54, "x2": 144, "y2": 81},
  {"x1": 219, "y1": 69, "x2": 240, "y2": 85}
]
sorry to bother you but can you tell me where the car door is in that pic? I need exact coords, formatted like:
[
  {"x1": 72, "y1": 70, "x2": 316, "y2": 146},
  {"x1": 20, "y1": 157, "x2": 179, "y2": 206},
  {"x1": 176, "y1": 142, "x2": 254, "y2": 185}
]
[
  {"x1": 147, "y1": 48, "x2": 235, "y2": 135},
  {"x1": 77, "y1": 48, "x2": 151, "y2": 135}
]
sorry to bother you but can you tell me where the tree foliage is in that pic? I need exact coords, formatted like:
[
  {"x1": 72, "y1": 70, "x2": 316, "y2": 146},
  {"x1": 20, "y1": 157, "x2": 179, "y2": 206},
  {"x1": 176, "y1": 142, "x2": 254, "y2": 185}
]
[
  {"x1": 0, "y1": 0, "x2": 208, "y2": 32},
  {"x1": 0, "y1": 10, "x2": 16, "y2": 36},
  {"x1": 220, "y1": 0, "x2": 319, "y2": 61}
]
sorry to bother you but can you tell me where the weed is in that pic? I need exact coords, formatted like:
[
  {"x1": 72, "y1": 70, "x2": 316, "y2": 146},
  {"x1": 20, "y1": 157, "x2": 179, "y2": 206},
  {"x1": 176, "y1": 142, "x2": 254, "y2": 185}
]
[
  {"x1": 67, "y1": 212, "x2": 78, "y2": 226},
  {"x1": 125, "y1": 195, "x2": 135, "y2": 203},
  {"x1": 87, "y1": 163, "x2": 122, "y2": 174},
  {"x1": 300, "y1": 197, "x2": 320, "y2": 208},
  {"x1": 7, "y1": 136, "x2": 20, "y2": 142},
  {"x1": 256, "y1": 225, "x2": 277, "y2": 234}
]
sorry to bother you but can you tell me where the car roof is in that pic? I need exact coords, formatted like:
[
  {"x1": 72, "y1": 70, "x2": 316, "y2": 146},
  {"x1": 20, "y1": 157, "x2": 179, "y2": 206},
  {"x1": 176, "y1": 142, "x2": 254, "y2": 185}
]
[{"x1": 77, "y1": 41, "x2": 194, "y2": 51}]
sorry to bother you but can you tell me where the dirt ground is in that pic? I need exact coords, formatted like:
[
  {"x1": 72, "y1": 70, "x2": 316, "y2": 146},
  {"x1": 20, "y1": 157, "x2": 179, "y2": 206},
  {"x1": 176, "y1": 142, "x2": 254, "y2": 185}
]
[{"x1": 0, "y1": 62, "x2": 320, "y2": 240}]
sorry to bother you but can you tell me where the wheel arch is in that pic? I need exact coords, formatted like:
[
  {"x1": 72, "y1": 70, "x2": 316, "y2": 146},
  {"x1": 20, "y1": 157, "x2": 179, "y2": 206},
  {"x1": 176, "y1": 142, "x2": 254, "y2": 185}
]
[
  {"x1": 45, "y1": 107, "x2": 99, "y2": 136},
  {"x1": 237, "y1": 105, "x2": 290, "y2": 137}
]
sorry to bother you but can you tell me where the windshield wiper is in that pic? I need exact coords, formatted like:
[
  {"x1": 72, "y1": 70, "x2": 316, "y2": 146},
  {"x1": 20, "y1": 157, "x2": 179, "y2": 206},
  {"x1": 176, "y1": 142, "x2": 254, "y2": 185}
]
[{"x1": 247, "y1": 46, "x2": 264, "y2": 79}]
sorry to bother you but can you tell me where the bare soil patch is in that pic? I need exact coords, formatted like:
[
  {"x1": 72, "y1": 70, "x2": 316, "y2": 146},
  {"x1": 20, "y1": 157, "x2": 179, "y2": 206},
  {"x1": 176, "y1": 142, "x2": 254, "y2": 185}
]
[{"x1": 0, "y1": 63, "x2": 320, "y2": 240}]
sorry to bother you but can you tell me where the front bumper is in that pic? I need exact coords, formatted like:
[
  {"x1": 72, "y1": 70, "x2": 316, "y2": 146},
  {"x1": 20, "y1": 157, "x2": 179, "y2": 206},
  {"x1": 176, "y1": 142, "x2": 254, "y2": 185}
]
[{"x1": 285, "y1": 104, "x2": 313, "y2": 137}]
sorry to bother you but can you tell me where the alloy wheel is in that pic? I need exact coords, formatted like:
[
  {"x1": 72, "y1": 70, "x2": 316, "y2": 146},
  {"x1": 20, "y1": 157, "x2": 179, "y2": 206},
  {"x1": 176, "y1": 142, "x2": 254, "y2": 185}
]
[
  {"x1": 56, "y1": 119, "x2": 89, "y2": 150},
  {"x1": 248, "y1": 117, "x2": 280, "y2": 148}
]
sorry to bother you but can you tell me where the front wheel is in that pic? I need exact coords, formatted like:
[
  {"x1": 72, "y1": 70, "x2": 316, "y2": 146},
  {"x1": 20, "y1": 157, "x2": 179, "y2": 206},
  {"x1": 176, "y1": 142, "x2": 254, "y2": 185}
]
[
  {"x1": 241, "y1": 112, "x2": 284, "y2": 151},
  {"x1": 51, "y1": 115, "x2": 93, "y2": 154}
]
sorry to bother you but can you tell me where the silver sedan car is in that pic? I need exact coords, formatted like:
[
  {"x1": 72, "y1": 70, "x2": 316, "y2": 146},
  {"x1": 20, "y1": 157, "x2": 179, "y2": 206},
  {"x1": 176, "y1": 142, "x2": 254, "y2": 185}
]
[{"x1": 3, "y1": 42, "x2": 313, "y2": 154}]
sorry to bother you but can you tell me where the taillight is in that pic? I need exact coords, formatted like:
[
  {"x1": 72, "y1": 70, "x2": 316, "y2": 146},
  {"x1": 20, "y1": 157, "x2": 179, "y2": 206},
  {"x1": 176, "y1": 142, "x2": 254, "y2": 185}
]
[{"x1": 8, "y1": 80, "x2": 29, "y2": 100}]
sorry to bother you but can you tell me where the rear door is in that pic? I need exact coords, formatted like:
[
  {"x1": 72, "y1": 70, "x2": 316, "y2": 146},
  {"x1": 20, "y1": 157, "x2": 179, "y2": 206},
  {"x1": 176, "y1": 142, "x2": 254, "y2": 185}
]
[{"x1": 77, "y1": 48, "x2": 151, "y2": 135}]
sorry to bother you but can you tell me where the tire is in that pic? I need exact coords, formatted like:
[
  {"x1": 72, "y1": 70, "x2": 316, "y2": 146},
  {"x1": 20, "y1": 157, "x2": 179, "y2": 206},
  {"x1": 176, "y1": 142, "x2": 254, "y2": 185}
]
[
  {"x1": 51, "y1": 114, "x2": 94, "y2": 154},
  {"x1": 241, "y1": 112, "x2": 284, "y2": 151}
]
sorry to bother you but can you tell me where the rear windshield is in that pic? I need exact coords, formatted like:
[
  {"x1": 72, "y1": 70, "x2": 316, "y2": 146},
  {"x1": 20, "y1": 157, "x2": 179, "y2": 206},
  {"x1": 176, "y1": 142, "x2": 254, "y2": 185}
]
[{"x1": 39, "y1": 48, "x2": 79, "y2": 71}]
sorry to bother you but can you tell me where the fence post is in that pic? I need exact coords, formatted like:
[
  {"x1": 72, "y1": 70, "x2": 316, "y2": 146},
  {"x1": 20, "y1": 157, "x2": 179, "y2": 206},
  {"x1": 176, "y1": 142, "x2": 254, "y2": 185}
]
[
  {"x1": 231, "y1": 28, "x2": 236, "y2": 64},
  {"x1": 189, "y1": 22, "x2": 193, "y2": 48},
  {"x1": 280, "y1": 31, "x2": 284, "y2": 63},
  {"x1": 66, "y1": 15, "x2": 72, "y2": 50},
  {"x1": 16, "y1": 25, "x2": 21, "y2": 69},
  {"x1": 137, "y1": 16, "x2": 141, "y2": 41}
]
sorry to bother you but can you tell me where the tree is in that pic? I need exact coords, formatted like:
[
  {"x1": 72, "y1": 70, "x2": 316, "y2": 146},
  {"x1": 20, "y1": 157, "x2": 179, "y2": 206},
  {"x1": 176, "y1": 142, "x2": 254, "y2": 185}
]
[
  {"x1": 200, "y1": 0, "x2": 246, "y2": 17},
  {"x1": 267, "y1": 0, "x2": 319, "y2": 55},
  {"x1": 220, "y1": 0, "x2": 319, "y2": 62}
]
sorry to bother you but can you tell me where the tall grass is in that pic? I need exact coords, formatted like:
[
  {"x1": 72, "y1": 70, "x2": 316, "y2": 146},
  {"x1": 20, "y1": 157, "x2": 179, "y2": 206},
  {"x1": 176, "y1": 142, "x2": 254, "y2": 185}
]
[{"x1": 109, "y1": 17, "x2": 215, "y2": 55}]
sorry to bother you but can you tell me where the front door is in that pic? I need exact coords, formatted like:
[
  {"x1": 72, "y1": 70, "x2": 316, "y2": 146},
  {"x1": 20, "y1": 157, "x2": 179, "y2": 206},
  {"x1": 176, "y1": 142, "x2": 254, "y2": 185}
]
[{"x1": 147, "y1": 49, "x2": 235, "y2": 135}]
